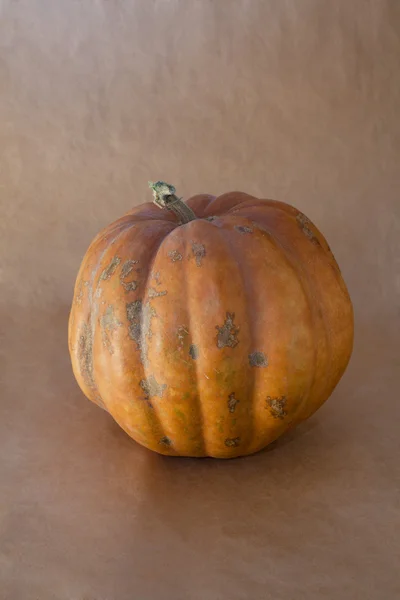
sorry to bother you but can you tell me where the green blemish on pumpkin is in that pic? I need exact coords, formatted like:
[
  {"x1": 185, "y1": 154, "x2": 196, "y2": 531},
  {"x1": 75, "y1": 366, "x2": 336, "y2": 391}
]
[
  {"x1": 214, "y1": 363, "x2": 238, "y2": 392},
  {"x1": 215, "y1": 370, "x2": 224, "y2": 384},
  {"x1": 174, "y1": 408, "x2": 186, "y2": 422},
  {"x1": 216, "y1": 416, "x2": 225, "y2": 433}
]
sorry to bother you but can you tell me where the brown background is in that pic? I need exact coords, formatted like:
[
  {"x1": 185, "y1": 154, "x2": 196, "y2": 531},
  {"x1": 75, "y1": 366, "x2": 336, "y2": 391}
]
[{"x1": 1, "y1": 1, "x2": 399, "y2": 598}]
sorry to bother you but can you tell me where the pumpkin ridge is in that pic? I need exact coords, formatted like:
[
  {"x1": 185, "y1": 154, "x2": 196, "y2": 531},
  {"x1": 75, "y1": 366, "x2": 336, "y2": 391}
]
[
  {"x1": 180, "y1": 234, "x2": 207, "y2": 456},
  {"x1": 219, "y1": 215, "x2": 316, "y2": 446},
  {"x1": 91, "y1": 221, "x2": 177, "y2": 451},
  {"x1": 204, "y1": 192, "x2": 257, "y2": 217},
  {"x1": 139, "y1": 232, "x2": 175, "y2": 450},
  {"x1": 85, "y1": 215, "x2": 137, "y2": 252},
  {"x1": 250, "y1": 219, "x2": 327, "y2": 424},
  {"x1": 83, "y1": 221, "x2": 133, "y2": 408},
  {"x1": 227, "y1": 200, "x2": 270, "y2": 215},
  {"x1": 219, "y1": 227, "x2": 257, "y2": 456},
  {"x1": 267, "y1": 223, "x2": 317, "y2": 422},
  {"x1": 218, "y1": 217, "x2": 310, "y2": 449}
]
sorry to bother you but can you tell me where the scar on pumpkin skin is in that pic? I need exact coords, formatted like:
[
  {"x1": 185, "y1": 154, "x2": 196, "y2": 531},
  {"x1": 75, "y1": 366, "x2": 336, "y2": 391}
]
[
  {"x1": 168, "y1": 249, "x2": 183, "y2": 262},
  {"x1": 126, "y1": 300, "x2": 142, "y2": 346},
  {"x1": 152, "y1": 271, "x2": 162, "y2": 285},
  {"x1": 227, "y1": 392, "x2": 239, "y2": 413},
  {"x1": 146, "y1": 271, "x2": 167, "y2": 297},
  {"x1": 267, "y1": 396, "x2": 287, "y2": 419},
  {"x1": 148, "y1": 287, "x2": 167, "y2": 298},
  {"x1": 216, "y1": 312, "x2": 239, "y2": 348},
  {"x1": 189, "y1": 344, "x2": 199, "y2": 360},
  {"x1": 100, "y1": 256, "x2": 121, "y2": 280},
  {"x1": 75, "y1": 280, "x2": 86, "y2": 304},
  {"x1": 177, "y1": 326, "x2": 189, "y2": 343},
  {"x1": 225, "y1": 437, "x2": 240, "y2": 447},
  {"x1": 248, "y1": 351, "x2": 268, "y2": 367},
  {"x1": 235, "y1": 225, "x2": 253, "y2": 234},
  {"x1": 126, "y1": 300, "x2": 155, "y2": 365},
  {"x1": 120, "y1": 259, "x2": 139, "y2": 291},
  {"x1": 191, "y1": 242, "x2": 206, "y2": 266},
  {"x1": 100, "y1": 305, "x2": 122, "y2": 354},
  {"x1": 296, "y1": 213, "x2": 321, "y2": 246},
  {"x1": 140, "y1": 374, "x2": 167, "y2": 399},
  {"x1": 159, "y1": 436, "x2": 172, "y2": 446},
  {"x1": 75, "y1": 280, "x2": 90, "y2": 304},
  {"x1": 78, "y1": 323, "x2": 95, "y2": 388}
]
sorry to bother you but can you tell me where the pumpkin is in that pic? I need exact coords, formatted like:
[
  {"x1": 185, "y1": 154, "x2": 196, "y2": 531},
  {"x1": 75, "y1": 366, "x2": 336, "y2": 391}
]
[{"x1": 68, "y1": 181, "x2": 353, "y2": 458}]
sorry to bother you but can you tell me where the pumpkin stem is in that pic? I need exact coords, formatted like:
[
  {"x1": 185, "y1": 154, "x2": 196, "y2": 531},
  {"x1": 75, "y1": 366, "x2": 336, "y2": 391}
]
[{"x1": 149, "y1": 181, "x2": 197, "y2": 224}]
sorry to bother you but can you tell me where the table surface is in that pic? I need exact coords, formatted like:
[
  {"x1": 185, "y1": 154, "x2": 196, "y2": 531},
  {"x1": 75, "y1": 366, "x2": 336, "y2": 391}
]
[{"x1": 1, "y1": 1, "x2": 399, "y2": 599}]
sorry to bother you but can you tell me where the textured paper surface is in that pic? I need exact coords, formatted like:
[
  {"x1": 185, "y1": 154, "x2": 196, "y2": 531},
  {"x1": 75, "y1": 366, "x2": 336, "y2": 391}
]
[{"x1": 1, "y1": 1, "x2": 399, "y2": 598}]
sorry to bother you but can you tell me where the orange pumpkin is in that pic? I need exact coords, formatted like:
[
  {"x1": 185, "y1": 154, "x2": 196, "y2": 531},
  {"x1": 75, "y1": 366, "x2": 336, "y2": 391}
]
[{"x1": 68, "y1": 182, "x2": 353, "y2": 458}]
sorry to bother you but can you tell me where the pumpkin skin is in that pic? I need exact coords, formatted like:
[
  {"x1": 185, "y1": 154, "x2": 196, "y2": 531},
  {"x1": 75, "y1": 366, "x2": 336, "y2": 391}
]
[{"x1": 68, "y1": 190, "x2": 353, "y2": 458}]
